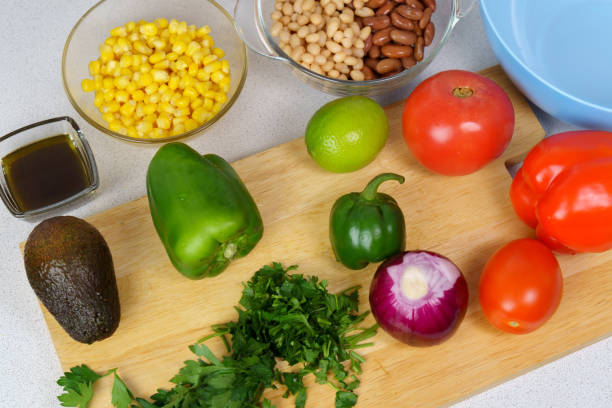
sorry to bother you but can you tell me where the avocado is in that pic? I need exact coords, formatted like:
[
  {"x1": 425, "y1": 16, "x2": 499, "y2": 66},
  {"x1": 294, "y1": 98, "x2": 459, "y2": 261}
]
[{"x1": 24, "y1": 216, "x2": 120, "y2": 344}]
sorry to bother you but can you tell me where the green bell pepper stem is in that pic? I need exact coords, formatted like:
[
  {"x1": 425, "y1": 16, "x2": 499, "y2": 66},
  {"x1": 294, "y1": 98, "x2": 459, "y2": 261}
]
[{"x1": 360, "y1": 173, "x2": 405, "y2": 201}]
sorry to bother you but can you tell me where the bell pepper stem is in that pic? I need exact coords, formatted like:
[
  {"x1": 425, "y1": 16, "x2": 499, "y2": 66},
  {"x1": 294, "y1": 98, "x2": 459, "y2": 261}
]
[{"x1": 360, "y1": 173, "x2": 405, "y2": 200}]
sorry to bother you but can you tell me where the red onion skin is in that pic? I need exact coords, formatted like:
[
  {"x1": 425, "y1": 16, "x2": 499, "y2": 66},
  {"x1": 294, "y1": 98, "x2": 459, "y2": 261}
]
[{"x1": 369, "y1": 250, "x2": 469, "y2": 346}]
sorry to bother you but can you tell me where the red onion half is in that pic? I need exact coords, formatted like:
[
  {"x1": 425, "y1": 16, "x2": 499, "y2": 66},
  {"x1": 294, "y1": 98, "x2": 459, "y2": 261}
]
[{"x1": 369, "y1": 250, "x2": 469, "y2": 346}]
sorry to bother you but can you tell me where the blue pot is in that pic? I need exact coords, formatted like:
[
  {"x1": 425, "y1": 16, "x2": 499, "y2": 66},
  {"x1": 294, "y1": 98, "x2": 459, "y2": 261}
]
[{"x1": 480, "y1": 0, "x2": 612, "y2": 130}]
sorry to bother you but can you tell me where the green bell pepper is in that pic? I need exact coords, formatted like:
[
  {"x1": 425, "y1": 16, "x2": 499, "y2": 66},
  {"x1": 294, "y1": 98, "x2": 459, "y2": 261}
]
[
  {"x1": 146, "y1": 143, "x2": 263, "y2": 279},
  {"x1": 330, "y1": 173, "x2": 405, "y2": 270}
]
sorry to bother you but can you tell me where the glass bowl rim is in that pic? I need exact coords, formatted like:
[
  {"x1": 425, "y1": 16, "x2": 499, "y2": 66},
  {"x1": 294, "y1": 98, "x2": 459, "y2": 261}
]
[{"x1": 62, "y1": 0, "x2": 249, "y2": 144}]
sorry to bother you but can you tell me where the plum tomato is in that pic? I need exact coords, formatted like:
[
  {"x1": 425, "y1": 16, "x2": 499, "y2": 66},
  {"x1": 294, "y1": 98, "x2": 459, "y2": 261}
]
[
  {"x1": 402, "y1": 70, "x2": 515, "y2": 176},
  {"x1": 479, "y1": 239, "x2": 563, "y2": 334}
]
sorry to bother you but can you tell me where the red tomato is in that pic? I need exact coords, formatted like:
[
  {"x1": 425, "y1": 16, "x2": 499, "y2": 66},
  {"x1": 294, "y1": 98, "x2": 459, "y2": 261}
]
[
  {"x1": 402, "y1": 70, "x2": 515, "y2": 176},
  {"x1": 479, "y1": 239, "x2": 563, "y2": 334},
  {"x1": 537, "y1": 158, "x2": 612, "y2": 253}
]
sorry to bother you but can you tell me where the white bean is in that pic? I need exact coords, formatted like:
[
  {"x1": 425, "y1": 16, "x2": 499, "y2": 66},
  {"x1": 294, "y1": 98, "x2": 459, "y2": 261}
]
[
  {"x1": 307, "y1": 43, "x2": 321, "y2": 55},
  {"x1": 297, "y1": 26, "x2": 309, "y2": 38},
  {"x1": 328, "y1": 69, "x2": 340, "y2": 78},
  {"x1": 344, "y1": 56, "x2": 359, "y2": 66},
  {"x1": 339, "y1": 74, "x2": 348, "y2": 80},
  {"x1": 290, "y1": 34, "x2": 302, "y2": 48},
  {"x1": 315, "y1": 54, "x2": 327, "y2": 65},
  {"x1": 332, "y1": 31, "x2": 344, "y2": 43},
  {"x1": 297, "y1": 15, "x2": 309, "y2": 26},
  {"x1": 280, "y1": 29, "x2": 290, "y2": 43},
  {"x1": 355, "y1": 8, "x2": 374, "y2": 17},
  {"x1": 332, "y1": 51, "x2": 347, "y2": 63},
  {"x1": 272, "y1": 11, "x2": 283, "y2": 21},
  {"x1": 302, "y1": 0, "x2": 315, "y2": 11},
  {"x1": 322, "y1": 60, "x2": 334, "y2": 72},
  {"x1": 305, "y1": 32, "x2": 320, "y2": 43},
  {"x1": 350, "y1": 70, "x2": 365, "y2": 81},
  {"x1": 340, "y1": 37, "x2": 353, "y2": 49},
  {"x1": 282, "y1": 3, "x2": 293, "y2": 16},
  {"x1": 339, "y1": 12, "x2": 353, "y2": 24},
  {"x1": 352, "y1": 47, "x2": 365, "y2": 58},
  {"x1": 271, "y1": 22, "x2": 283, "y2": 36},
  {"x1": 294, "y1": 0, "x2": 303, "y2": 13},
  {"x1": 310, "y1": 63, "x2": 323, "y2": 75},
  {"x1": 353, "y1": 0, "x2": 364, "y2": 9},
  {"x1": 288, "y1": 22, "x2": 300, "y2": 32},
  {"x1": 310, "y1": 13, "x2": 323, "y2": 25},
  {"x1": 324, "y1": 3, "x2": 336, "y2": 16},
  {"x1": 359, "y1": 26, "x2": 371, "y2": 41},
  {"x1": 325, "y1": 40, "x2": 342, "y2": 53},
  {"x1": 301, "y1": 52, "x2": 314, "y2": 64},
  {"x1": 317, "y1": 31, "x2": 327, "y2": 47},
  {"x1": 326, "y1": 18, "x2": 339, "y2": 38},
  {"x1": 354, "y1": 38, "x2": 364, "y2": 49},
  {"x1": 292, "y1": 46, "x2": 305, "y2": 60}
]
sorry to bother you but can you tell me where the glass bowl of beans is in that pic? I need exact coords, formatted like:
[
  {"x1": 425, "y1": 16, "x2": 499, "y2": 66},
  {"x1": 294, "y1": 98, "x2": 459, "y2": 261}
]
[
  {"x1": 235, "y1": 0, "x2": 475, "y2": 96},
  {"x1": 62, "y1": 0, "x2": 248, "y2": 143}
]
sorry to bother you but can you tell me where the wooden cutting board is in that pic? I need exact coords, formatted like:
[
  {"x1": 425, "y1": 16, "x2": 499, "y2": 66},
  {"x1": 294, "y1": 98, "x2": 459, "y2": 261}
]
[{"x1": 26, "y1": 66, "x2": 612, "y2": 407}]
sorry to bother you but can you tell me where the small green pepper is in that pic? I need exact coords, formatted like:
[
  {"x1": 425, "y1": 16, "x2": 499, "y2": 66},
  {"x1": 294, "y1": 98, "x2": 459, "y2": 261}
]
[
  {"x1": 330, "y1": 173, "x2": 406, "y2": 270},
  {"x1": 146, "y1": 143, "x2": 263, "y2": 279}
]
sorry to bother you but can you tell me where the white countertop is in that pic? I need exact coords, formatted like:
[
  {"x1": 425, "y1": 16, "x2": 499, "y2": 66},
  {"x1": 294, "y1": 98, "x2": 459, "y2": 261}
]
[{"x1": 1, "y1": 1, "x2": 610, "y2": 407}]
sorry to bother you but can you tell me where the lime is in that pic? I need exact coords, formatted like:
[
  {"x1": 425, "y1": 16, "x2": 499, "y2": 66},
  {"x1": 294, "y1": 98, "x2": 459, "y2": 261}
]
[{"x1": 305, "y1": 96, "x2": 389, "y2": 173}]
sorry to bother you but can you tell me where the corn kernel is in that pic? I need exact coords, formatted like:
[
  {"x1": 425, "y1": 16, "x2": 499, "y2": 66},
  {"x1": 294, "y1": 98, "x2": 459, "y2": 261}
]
[
  {"x1": 156, "y1": 114, "x2": 171, "y2": 130},
  {"x1": 139, "y1": 63, "x2": 152, "y2": 74},
  {"x1": 102, "y1": 112, "x2": 116, "y2": 123},
  {"x1": 196, "y1": 25, "x2": 211, "y2": 37},
  {"x1": 151, "y1": 128, "x2": 168, "y2": 138},
  {"x1": 212, "y1": 48, "x2": 225, "y2": 58},
  {"x1": 120, "y1": 102, "x2": 136, "y2": 117},
  {"x1": 126, "y1": 81, "x2": 138, "y2": 93},
  {"x1": 100, "y1": 44, "x2": 114, "y2": 62},
  {"x1": 204, "y1": 90, "x2": 216, "y2": 100},
  {"x1": 103, "y1": 89, "x2": 115, "y2": 102},
  {"x1": 133, "y1": 40, "x2": 152, "y2": 55},
  {"x1": 104, "y1": 37, "x2": 117, "y2": 47},
  {"x1": 81, "y1": 79, "x2": 96, "y2": 92},
  {"x1": 211, "y1": 71, "x2": 225, "y2": 84},
  {"x1": 155, "y1": 18, "x2": 169, "y2": 28},
  {"x1": 159, "y1": 102, "x2": 174, "y2": 114},
  {"x1": 177, "y1": 21, "x2": 187, "y2": 35},
  {"x1": 185, "y1": 41, "x2": 201, "y2": 57},
  {"x1": 94, "y1": 92, "x2": 104, "y2": 107},
  {"x1": 171, "y1": 123, "x2": 186, "y2": 136},
  {"x1": 219, "y1": 76, "x2": 231, "y2": 88},
  {"x1": 190, "y1": 98, "x2": 203, "y2": 110},
  {"x1": 120, "y1": 67, "x2": 133, "y2": 77},
  {"x1": 114, "y1": 76, "x2": 130, "y2": 89},
  {"x1": 121, "y1": 115, "x2": 136, "y2": 127},
  {"x1": 172, "y1": 41, "x2": 187, "y2": 55},
  {"x1": 175, "y1": 107, "x2": 191, "y2": 117},
  {"x1": 140, "y1": 23, "x2": 158, "y2": 36},
  {"x1": 149, "y1": 52, "x2": 166, "y2": 64},
  {"x1": 188, "y1": 63, "x2": 198, "y2": 76},
  {"x1": 202, "y1": 54, "x2": 218, "y2": 66},
  {"x1": 113, "y1": 38, "x2": 131, "y2": 54},
  {"x1": 221, "y1": 60, "x2": 230, "y2": 74},
  {"x1": 127, "y1": 126, "x2": 138, "y2": 138},
  {"x1": 168, "y1": 19, "x2": 179, "y2": 34},
  {"x1": 212, "y1": 102, "x2": 223, "y2": 114},
  {"x1": 203, "y1": 98, "x2": 214, "y2": 111},
  {"x1": 191, "y1": 107, "x2": 209, "y2": 123},
  {"x1": 196, "y1": 70, "x2": 210, "y2": 82},
  {"x1": 102, "y1": 77, "x2": 115, "y2": 90},
  {"x1": 154, "y1": 60, "x2": 170, "y2": 70},
  {"x1": 108, "y1": 121, "x2": 125, "y2": 132},
  {"x1": 138, "y1": 72, "x2": 153, "y2": 87},
  {"x1": 214, "y1": 92, "x2": 227, "y2": 104},
  {"x1": 183, "y1": 86, "x2": 198, "y2": 100},
  {"x1": 136, "y1": 120, "x2": 153, "y2": 136},
  {"x1": 125, "y1": 21, "x2": 137, "y2": 32},
  {"x1": 115, "y1": 90, "x2": 129, "y2": 103},
  {"x1": 173, "y1": 59, "x2": 188, "y2": 71},
  {"x1": 185, "y1": 118, "x2": 199, "y2": 131},
  {"x1": 160, "y1": 28, "x2": 170, "y2": 39},
  {"x1": 128, "y1": 32, "x2": 140, "y2": 42},
  {"x1": 175, "y1": 96, "x2": 190, "y2": 108},
  {"x1": 151, "y1": 38, "x2": 167, "y2": 50},
  {"x1": 204, "y1": 61, "x2": 222, "y2": 73},
  {"x1": 179, "y1": 75, "x2": 195, "y2": 89},
  {"x1": 194, "y1": 80, "x2": 211, "y2": 95},
  {"x1": 110, "y1": 26, "x2": 127, "y2": 37},
  {"x1": 152, "y1": 69, "x2": 169, "y2": 82},
  {"x1": 89, "y1": 60, "x2": 101, "y2": 76},
  {"x1": 131, "y1": 89, "x2": 145, "y2": 102},
  {"x1": 144, "y1": 83, "x2": 159, "y2": 95},
  {"x1": 201, "y1": 34, "x2": 214, "y2": 48},
  {"x1": 143, "y1": 103, "x2": 157, "y2": 115},
  {"x1": 168, "y1": 75, "x2": 180, "y2": 90},
  {"x1": 148, "y1": 92, "x2": 161, "y2": 103}
]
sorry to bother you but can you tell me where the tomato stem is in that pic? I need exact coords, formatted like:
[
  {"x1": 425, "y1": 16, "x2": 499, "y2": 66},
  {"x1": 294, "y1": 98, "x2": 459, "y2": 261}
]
[{"x1": 452, "y1": 87, "x2": 474, "y2": 98}]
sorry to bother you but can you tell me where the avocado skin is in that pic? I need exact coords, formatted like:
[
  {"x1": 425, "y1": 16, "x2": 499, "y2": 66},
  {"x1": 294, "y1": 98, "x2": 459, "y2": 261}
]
[{"x1": 24, "y1": 216, "x2": 120, "y2": 344}]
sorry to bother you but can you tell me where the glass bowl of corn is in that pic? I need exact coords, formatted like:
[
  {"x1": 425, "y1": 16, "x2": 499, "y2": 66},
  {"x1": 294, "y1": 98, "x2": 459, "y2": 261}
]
[{"x1": 62, "y1": 0, "x2": 247, "y2": 143}]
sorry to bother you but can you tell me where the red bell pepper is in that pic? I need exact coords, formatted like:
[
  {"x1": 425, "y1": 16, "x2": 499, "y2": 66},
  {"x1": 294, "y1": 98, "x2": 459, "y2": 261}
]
[{"x1": 510, "y1": 131, "x2": 612, "y2": 253}]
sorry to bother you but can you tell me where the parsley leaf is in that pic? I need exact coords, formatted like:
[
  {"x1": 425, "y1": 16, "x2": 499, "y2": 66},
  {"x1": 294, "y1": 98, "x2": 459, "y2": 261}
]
[
  {"x1": 110, "y1": 371, "x2": 134, "y2": 408},
  {"x1": 57, "y1": 364, "x2": 105, "y2": 407}
]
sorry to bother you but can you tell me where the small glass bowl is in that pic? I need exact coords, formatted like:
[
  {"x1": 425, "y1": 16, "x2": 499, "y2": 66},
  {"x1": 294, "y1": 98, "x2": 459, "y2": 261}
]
[
  {"x1": 234, "y1": 0, "x2": 476, "y2": 96},
  {"x1": 62, "y1": 0, "x2": 248, "y2": 143},
  {"x1": 0, "y1": 117, "x2": 99, "y2": 218}
]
